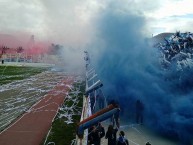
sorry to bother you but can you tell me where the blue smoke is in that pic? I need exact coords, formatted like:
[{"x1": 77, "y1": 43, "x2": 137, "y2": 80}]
[{"x1": 90, "y1": 3, "x2": 193, "y2": 145}]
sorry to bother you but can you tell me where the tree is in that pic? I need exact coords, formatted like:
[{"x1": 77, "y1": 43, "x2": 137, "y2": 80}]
[
  {"x1": 48, "y1": 43, "x2": 62, "y2": 55},
  {"x1": 16, "y1": 46, "x2": 24, "y2": 53},
  {"x1": 16, "y1": 46, "x2": 24, "y2": 62},
  {"x1": 0, "y1": 46, "x2": 9, "y2": 64}
]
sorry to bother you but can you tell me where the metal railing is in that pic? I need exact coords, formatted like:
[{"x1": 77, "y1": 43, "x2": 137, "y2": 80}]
[{"x1": 76, "y1": 51, "x2": 106, "y2": 145}]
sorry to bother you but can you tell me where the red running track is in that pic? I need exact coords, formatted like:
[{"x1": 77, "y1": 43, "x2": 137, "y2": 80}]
[{"x1": 0, "y1": 78, "x2": 73, "y2": 145}]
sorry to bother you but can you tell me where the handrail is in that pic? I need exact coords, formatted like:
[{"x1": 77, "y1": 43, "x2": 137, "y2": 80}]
[{"x1": 77, "y1": 104, "x2": 120, "y2": 137}]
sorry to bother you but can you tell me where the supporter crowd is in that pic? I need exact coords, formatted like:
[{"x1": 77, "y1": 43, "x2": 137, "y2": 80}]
[{"x1": 155, "y1": 31, "x2": 193, "y2": 71}]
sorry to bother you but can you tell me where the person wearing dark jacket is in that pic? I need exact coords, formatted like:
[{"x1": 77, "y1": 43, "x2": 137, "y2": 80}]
[
  {"x1": 89, "y1": 126, "x2": 101, "y2": 145},
  {"x1": 117, "y1": 131, "x2": 129, "y2": 145},
  {"x1": 88, "y1": 123, "x2": 105, "y2": 145},
  {"x1": 105, "y1": 125, "x2": 118, "y2": 145},
  {"x1": 136, "y1": 99, "x2": 144, "y2": 124},
  {"x1": 98, "y1": 122, "x2": 105, "y2": 139},
  {"x1": 88, "y1": 126, "x2": 95, "y2": 145}
]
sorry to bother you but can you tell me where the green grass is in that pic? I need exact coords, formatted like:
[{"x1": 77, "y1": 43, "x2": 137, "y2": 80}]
[
  {"x1": 0, "y1": 66, "x2": 48, "y2": 85},
  {"x1": 43, "y1": 81, "x2": 85, "y2": 145}
]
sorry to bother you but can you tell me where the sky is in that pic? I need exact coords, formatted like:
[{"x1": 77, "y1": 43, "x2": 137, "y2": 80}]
[{"x1": 0, "y1": 0, "x2": 193, "y2": 45}]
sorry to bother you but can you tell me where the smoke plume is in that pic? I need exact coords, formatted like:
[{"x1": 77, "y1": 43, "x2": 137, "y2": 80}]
[{"x1": 90, "y1": 2, "x2": 193, "y2": 144}]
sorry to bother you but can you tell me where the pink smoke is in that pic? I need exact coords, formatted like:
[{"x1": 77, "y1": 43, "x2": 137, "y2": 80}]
[{"x1": 0, "y1": 33, "x2": 52, "y2": 55}]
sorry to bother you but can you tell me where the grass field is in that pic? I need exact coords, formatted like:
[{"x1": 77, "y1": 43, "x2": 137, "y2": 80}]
[
  {"x1": 0, "y1": 65, "x2": 84, "y2": 144},
  {"x1": 0, "y1": 66, "x2": 69, "y2": 131},
  {"x1": 43, "y1": 80, "x2": 84, "y2": 145},
  {"x1": 0, "y1": 65, "x2": 48, "y2": 85}
]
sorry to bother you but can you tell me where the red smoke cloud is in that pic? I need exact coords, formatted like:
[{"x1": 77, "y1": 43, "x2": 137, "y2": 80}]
[{"x1": 0, "y1": 33, "x2": 52, "y2": 55}]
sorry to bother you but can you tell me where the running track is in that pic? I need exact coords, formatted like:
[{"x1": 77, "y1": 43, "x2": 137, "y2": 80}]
[{"x1": 0, "y1": 77, "x2": 73, "y2": 145}]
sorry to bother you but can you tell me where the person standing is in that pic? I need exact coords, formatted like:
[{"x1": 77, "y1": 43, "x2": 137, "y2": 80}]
[
  {"x1": 97, "y1": 89, "x2": 105, "y2": 110},
  {"x1": 90, "y1": 92, "x2": 95, "y2": 114},
  {"x1": 114, "y1": 107, "x2": 120, "y2": 128},
  {"x1": 88, "y1": 123, "x2": 105, "y2": 145},
  {"x1": 97, "y1": 122, "x2": 105, "y2": 145},
  {"x1": 117, "y1": 131, "x2": 129, "y2": 145},
  {"x1": 105, "y1": 125, "x2": 118, "y2": 145},
  {"x1": 136, "y1": 99, "x2": 144, "y2": 124},
  {"x1": 89, "y1": 125, "x2": 101, "y2": 145},
  {"x1": 108, "y1": 100, "x2": 120, "y2": 128},
  {"x1": 88, "y1": 126, "x2": 95, "y2": 145},
  {"x1": 98, "y1": 122, "x2": 105, "y2": 139}
]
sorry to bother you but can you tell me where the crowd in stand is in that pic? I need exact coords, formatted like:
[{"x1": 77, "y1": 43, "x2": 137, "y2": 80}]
[{"x1": 155, "y1": 31, "x2": 193, "y2": 71}]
